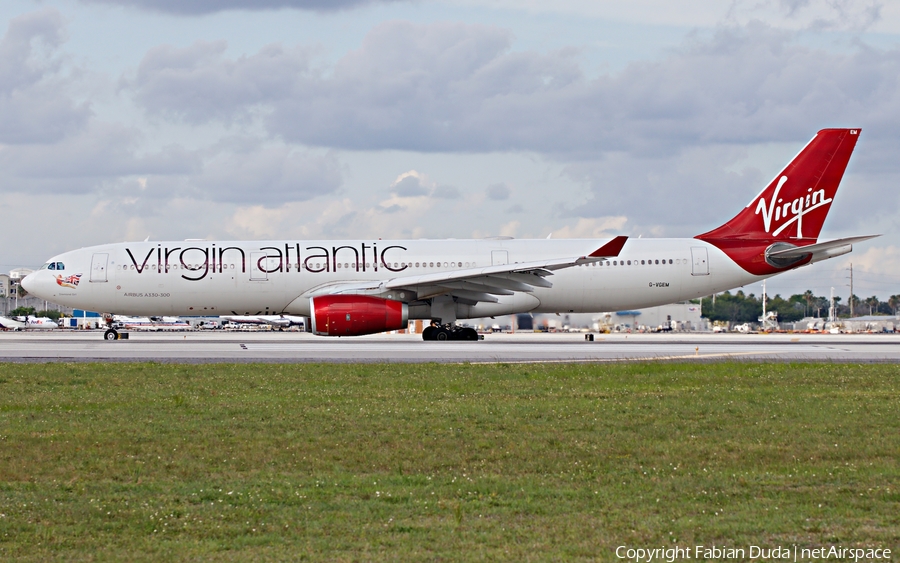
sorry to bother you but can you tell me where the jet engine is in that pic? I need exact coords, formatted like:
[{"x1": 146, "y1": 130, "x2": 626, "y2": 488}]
[{"x1": 310, "y1": 295, "x2": 408, "y2": 336}]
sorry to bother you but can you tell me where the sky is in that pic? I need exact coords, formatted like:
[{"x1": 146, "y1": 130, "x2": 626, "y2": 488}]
[{"x1": 2, "y1": 0, "x2": 900, "y2": 301}]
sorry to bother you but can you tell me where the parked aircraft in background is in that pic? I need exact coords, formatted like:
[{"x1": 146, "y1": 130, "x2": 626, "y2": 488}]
[
  {"x1": 0, "y1": 316, "x2": 58, "y2": 330},
  {"x1": 221, "y1": 314, "x2": 306, "y2": 330},
  {"x1": 22, "y1": 129, "x2": 876, "y2": 341},
  {"x1": 112, "y1": 315, "x2": 191, "y2": 331}
]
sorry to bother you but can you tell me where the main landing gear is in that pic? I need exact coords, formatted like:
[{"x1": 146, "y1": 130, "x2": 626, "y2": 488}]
[
  {"x1": 103, "y1": 328, "x2": 128, "y2": 340},
  {"x1": 421, "y1": 324, "x2": 480, "y2": 341}
]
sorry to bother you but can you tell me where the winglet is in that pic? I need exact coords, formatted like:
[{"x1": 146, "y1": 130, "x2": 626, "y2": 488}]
[{"x1": 589, "y1": 235, "x2": 628, "y2": 258}]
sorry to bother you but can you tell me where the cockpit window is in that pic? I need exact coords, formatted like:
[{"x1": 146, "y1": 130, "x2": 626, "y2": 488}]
[
  {"x1": 55, "y1": 262, "x2": 64, "y2": 270},
  {"x1": 40, "y1": 262, "x2": 64, "y2": 270}
]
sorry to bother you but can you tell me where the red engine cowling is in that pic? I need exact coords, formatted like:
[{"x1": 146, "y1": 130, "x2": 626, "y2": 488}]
[{"x1": 310, "y1": 295, "x2": 409, "y2": 336}]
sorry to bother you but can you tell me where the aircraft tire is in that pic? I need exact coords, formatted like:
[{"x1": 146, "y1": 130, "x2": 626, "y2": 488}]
[
  {"x1": 461, "y1": 327, "x2": 479, "y2": 341},
  {"x1": 104, "y1": 328, "x2": 118, "y2": 341},
  {"x1": 422, "y1": 326, "x2": 436, "y2": 341},
  {"x1": 434, "y1": 327, "x2": 450, "y2": 341}
]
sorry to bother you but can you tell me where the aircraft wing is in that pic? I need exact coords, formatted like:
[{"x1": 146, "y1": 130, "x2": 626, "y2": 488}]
[{"x1": 307, "y1": 236, "x2": 627, "y2": 305}]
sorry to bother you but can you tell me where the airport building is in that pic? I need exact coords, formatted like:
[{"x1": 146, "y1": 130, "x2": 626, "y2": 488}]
[
  {"x1": 472, "y1": 301, "x2": 706, "y2": 333},
  {"x1": 9, "y1": 268, "x2": 33, "y2": 281},
  {"x1": 793, "y1": 315, "x2": 897, "y2": 333}
]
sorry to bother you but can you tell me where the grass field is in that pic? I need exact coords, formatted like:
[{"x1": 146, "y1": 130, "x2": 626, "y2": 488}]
[{"x1": 0, "y1": 362, "x2": 898, "y2": 561}]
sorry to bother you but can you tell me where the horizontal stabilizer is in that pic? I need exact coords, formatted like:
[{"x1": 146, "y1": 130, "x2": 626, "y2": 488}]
[{"x1": 767, "y1": 235, "x2": 880, "y2": 258}]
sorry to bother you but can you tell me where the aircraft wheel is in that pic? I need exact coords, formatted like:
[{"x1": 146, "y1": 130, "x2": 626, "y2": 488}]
[
  {"x1": 461, "y1": 327, "x2": 479, "y2": 341},
  {"x1": 422, "y1": 326, "x2": 436, "y2": 341},
  {"x1": 434, "y1": 327, "x2": 450, "y2": 341},
  {"x1": 104, "y1": 328, "x2": 118, "y2": 341}
]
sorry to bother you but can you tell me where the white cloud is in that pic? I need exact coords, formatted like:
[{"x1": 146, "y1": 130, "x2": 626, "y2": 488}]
[
  {"x1": 0, "y1": 123, "x2": 200, "y2": 195},
  {"x1": 0, "y1": 8, "x2": 90, "y2": 144},
  {"x1": 195, "y1": 145, "x2": 342, "y2": 205},
  {"x1": 847, "y1": 244, "x2": 900, "y2": 277},
  {"x1": 486, "y1": 182, "x2": 511, "y2": 200},
  {"x1": 79, "y1": 0, "x2": 399, "y2": 15},
  {"x1": 499, "y1": 220, "x2": 519, "y2": 237},
  {"x1": 391, "y1": 172, "x2": 429, "y2": 197},
  {"x1": 447, "y1": 0, "x2": 895, "y2": 33},
  {"x1": 551, "y1": 216, "x2": 628, "y2": 238},
  {"x1": 127, "y1": 20, "x2": 900, "y2": 159}
]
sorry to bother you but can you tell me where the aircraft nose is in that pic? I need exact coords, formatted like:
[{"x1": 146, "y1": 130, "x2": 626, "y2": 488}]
[{"x1": 20, "y1": 272, "x2": 36, "y2": 294}]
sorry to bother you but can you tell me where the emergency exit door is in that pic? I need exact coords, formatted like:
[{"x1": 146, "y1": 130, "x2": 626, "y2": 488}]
[{"x1": 491, "y1": 250, "x2": 509, "y2": 266}]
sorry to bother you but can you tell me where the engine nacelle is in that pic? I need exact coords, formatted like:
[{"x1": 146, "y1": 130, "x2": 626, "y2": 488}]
[{"x1": 310, "y1": 295, "x2": 408, "y2": 336}]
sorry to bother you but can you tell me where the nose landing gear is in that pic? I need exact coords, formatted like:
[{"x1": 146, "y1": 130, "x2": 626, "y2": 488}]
[{"x1": 102, "y1": 314, "x2": 129, "y2": 340}]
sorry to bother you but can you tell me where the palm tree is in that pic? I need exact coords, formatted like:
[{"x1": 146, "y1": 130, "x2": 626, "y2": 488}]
[
  {"x1": 803, "y1": 290, "x2": 815, "y2": 317},
  {"x1": 814, "y1": 296, "x2": 828, "y2": 318},
  {"x1": 888, "y1": 295, "x2": 900, "y2": 316},
  {"x1": 865, "y1": 296, "x2": 879, "y2": 316}
]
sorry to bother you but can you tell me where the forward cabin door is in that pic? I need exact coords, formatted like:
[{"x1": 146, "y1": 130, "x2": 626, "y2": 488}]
[
  {"x1": 691, "y1": 247, "x2": 709, "y2": 276},
  {"x1": 90, "y1": 253, "x2": 108, "y2": 282}
]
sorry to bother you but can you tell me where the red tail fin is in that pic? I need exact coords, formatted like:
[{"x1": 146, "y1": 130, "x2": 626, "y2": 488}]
[
  {"x1": 696, "y1": 128, "x2": 860, "y2": 275},
  {"x1": 697, "y1": 128, "x2": 860, "y2": 242}
]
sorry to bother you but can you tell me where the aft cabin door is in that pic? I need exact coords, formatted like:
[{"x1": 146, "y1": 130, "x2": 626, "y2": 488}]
[
  {"x1": 690, "y1": 247, "x2": 709, "y2": 276},
  {"x1": 90, "y1": 253, "x2": 108, "y2": 282}
]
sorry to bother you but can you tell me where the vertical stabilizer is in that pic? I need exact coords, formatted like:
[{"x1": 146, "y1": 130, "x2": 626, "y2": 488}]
[
  {"x1": 696, "y1": 128, "x2": 860, "y2": 275},
  {"x1": 697, "y1": 128, "x2": 860, "y2": 242}
]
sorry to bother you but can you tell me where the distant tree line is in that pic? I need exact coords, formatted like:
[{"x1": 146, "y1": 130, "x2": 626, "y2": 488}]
[
  {"x1": 702, "y1": 291, "x2": 900, "y2": 324},
  {"x1": 6, "y1": 307, "x2": 62, "y2": 320}
]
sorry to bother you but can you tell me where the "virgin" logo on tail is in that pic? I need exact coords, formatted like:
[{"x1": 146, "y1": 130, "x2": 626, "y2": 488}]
[{"x1": 755, "y1": 176, "x2": 832, "y2": 238}]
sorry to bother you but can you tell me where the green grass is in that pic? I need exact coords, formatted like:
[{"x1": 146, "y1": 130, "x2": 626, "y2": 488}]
[{"x1": 0, "y1": 362, "x2": 898, "y2": 561}]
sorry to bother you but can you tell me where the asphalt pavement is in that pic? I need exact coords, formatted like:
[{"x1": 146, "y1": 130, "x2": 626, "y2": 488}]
[{"x1": 1, "y1": 330, "x2": 898, "y2": 363}]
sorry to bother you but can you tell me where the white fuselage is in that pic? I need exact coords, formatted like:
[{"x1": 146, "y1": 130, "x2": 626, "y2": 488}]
[
  {"x1": 0, "y1": 316, "x2": 58, "y2": 330},
  {"x1": 24, "y1": 238, "x2": 763, "y2": 319}
]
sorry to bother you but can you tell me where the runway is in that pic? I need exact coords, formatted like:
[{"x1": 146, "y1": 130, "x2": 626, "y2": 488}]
[{"x1": 1, "y1": 330, "x2": 898, "y2": 363}]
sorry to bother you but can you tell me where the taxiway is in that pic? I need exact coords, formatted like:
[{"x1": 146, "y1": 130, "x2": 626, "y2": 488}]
[{"x1": 0, "y1": 331, "x2": 898, "y2": 363}]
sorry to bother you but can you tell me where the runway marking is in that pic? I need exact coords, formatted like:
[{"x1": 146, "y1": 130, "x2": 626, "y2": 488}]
[{"x1": 238, "y1": 343, "x2": 826, "y2": 353}]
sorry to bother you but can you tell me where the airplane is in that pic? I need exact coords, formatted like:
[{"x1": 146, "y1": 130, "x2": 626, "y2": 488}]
[
  {"x1": 0, "y1": 315, "x2": 59, "y2": 330},
  {"x1": 112, "y1": 315, "x2": 191, "y2": 331},
  {"x1": 21, "y1": 128, "x2": 877, "y2": 342},
  {"x1": 220, "y1": 314, "x2": 307, "y2": 330}
]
